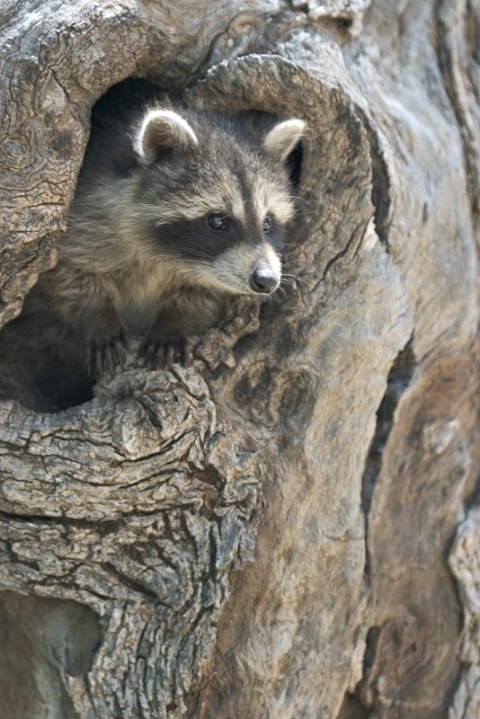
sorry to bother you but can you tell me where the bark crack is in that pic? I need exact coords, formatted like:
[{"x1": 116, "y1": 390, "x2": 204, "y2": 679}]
[
  {"x1": 337, "y1": 340, "x2": 417, "y2": 719},
  {"x1": 434, "y1": 0, "x2": 480, "y2": 214},
  {"x1": 355, "y1": 106, "x2": 392, "y2": 252},
  {"x1": 360, "y1": 339, "x2": 416, "y2": 528}
]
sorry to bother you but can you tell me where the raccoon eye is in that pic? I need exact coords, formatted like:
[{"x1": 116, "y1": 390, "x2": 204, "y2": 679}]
[
  {"x1": 206, "y1": 214, "x2": 229, "y2": 232},
  {"x1": 263, "y1": 215, "x2": 273, "y2": 233}
]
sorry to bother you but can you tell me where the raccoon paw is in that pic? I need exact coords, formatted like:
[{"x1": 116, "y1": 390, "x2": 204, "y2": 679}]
[
  {"x1": 86, "y1": 329, "x2": 127, "y2": 379},
  {"x1": 140, "y1": 335, "x2": 192, "y2": 370}
]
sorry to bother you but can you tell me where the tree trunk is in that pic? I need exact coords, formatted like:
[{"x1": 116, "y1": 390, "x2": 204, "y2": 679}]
[{"x1": 1, "y1": 1, "x2": 479, "y2": 717}]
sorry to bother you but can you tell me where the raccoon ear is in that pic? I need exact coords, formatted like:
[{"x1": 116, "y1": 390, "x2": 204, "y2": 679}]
[
  {"x1": 135, "y1": 109, "x2": 198, "y2": 164},
  {"x1": 263, "y1": 119, "x2": 305, "y2": 163}
]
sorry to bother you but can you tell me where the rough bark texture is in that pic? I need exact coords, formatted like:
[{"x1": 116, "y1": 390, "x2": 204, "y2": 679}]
[{"x1": 0, "y1": 1, "x2": 479, "y2": 718}]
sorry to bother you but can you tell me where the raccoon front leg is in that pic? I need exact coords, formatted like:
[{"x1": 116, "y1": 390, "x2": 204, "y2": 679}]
[
  {"x1": 34, "y1": 267, "x2": 127, "y2": 379},
  {"x1": 139, "y1": 316, "x2": 192, "y2": 370},
  {"x1": 140, "y1": 290, "x2": 221, "y2": 370},
  {"x1": 83, "y1": 301, "x2": 126, "y2": 378}
]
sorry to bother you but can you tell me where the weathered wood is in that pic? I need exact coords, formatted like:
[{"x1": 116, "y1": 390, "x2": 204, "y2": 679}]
[
  {"x1": 0, "y1": 1, "x2": 479, "y2": 718},
  {"x1": 448, "y1": 506, "x2": 480, "y2": 719}
]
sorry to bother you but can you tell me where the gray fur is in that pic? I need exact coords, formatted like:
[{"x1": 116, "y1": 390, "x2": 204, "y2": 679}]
[
  {"x1": 26, "y1": 99, "x2": 305, "y2": 374},
  {"x1": 136, "y1": 109, "x2": 199, "y2": 165},
  {"x1": 263, "y1": 119, "x2": 305, "y2": 162}
]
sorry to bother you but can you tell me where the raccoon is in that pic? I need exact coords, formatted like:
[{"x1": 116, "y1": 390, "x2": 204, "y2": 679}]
[{"x1": 24, "y1": 96, "x2": 305, "y2": 378}]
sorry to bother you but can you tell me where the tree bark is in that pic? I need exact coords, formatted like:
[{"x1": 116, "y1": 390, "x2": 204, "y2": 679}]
[{"x1": 0, "y1": 1, "x2": 479, "y2": 718}]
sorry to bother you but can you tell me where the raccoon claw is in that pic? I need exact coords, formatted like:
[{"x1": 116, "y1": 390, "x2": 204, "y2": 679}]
[
  {"x1": 140, "y1": 336, "x2": 191, "y2": 370},
  {"x1": 87, "y1": 331, "x2": 127, "y2": 379}
]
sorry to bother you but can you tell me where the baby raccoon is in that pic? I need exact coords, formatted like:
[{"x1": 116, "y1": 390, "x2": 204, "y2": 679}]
[{"x1": 28, "y1": 97, "x2": 305, "y2": 375}]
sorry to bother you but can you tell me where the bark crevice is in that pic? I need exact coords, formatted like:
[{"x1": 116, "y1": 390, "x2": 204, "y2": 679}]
[
  {"x1": 355, "y1": 106, "x2": 393, "y2": 251},
  {"x1": 435, "y1": 0, "x2": 480, "y2": 215},
  {"x1": 360, "y1": 339, "x2": 416, "y2": 524}
]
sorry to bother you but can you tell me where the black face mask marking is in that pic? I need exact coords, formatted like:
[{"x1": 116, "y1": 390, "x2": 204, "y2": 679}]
[{"x1": 149, "y1": 216, "x2": 285, "y2": 262}]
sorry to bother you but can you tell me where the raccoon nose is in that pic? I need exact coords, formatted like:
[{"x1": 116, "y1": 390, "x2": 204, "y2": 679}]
[{"x1": 249, "y1": 268, "x2": 279, "y2": 294}]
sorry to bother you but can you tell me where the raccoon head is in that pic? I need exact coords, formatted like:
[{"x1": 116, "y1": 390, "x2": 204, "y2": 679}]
[{"x1": 131, "y1": 107, "x2": 305, "y2": 296}]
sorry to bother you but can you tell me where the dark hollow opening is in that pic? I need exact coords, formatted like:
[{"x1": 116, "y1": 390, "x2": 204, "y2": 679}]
[{"x1": 0, "y1": 79, "x2": 304, "y2": 413}]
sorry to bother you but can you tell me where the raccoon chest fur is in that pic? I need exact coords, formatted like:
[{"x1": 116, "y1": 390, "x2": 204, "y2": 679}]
[
  {"x1": 112, "y1": 264, "x2": 178, "y2": 332},
  {"x1": 112, "y1": 266, "x2": 221, "y2": 335}
]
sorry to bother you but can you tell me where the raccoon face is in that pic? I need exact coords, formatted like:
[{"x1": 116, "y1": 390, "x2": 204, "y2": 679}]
[
  {"x1": 149, "y1": 210, "x2": 285, "y2": 296},
  {"x1": 203, "y1": 212, "x2": 282, "y2": 294},
  {"x1": 131, "y1": 108, "x2": 305, "y2": 295}
]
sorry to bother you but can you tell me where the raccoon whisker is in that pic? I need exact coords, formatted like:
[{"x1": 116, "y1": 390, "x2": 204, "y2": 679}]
[
  {"x1": 282, "y1": 272, "x2": 300, "y2": 283},
  {"x1": 279, "y1": 243, "x2": 300, "y2": 252},
  {"x1": 279, "y1": 280, "x2": 296, "y2": 292},
  {"x1": 282, "y1": 272, "x2": 297, "y2": 283},
  {"x1": 272, "y1": 285, "x2": 292, "y2": 302},
  {"x1": 289, "y1": 195, "x2": 307, "y2": 204},
  {"x1": 290, "y1": 203, "x2": 309, "y2": 216},
  {"x1": 278, "y1": 249, "x2": 299, "y2": 262},
  {"x1": 273, "y1": 282, "x2": 286, "y2": 296}
]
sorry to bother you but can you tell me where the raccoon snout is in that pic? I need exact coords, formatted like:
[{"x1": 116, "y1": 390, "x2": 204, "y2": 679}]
[{"x1": 249, "y1": 267, "x2": 280, "y2": 294}]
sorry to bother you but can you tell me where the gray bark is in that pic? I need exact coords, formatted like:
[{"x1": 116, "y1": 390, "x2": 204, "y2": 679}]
[{"x1": 0, "y1": 1, "x2": 479, "y2": 718}]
